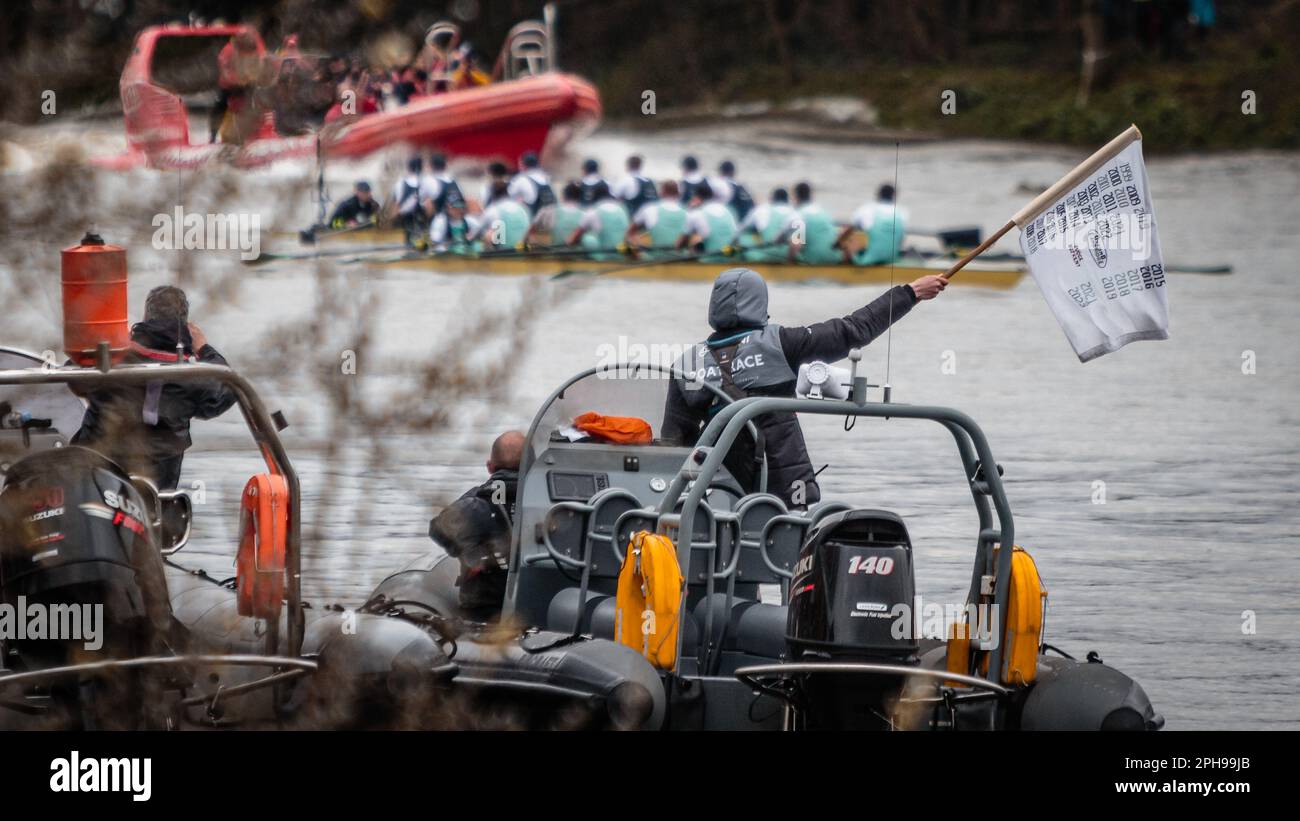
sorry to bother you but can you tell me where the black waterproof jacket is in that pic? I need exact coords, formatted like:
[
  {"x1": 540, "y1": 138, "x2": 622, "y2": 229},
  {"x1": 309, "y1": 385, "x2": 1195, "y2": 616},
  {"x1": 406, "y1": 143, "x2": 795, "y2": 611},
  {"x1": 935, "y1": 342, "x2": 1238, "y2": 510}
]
[
  {"x1": 428, "y1": 469, "x2": 519, "y2": 615},
  {"x1": 72, "y1": 320, "x2": 238, "y2": 472},
  {"x1": 662, "y1": 268, "x2": 916, "y2": 506}
]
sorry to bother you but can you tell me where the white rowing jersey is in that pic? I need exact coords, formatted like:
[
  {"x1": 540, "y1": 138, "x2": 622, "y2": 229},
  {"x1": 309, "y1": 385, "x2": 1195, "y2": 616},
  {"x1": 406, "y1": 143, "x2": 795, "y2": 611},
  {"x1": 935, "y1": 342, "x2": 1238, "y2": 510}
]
[
  {"x1": 392, "y1": 174, "x2": 422, "y2": 215},
  {"x1": 707, "y1": 175, "x2": 734, "y2": 204},
  {"x1": 508, "y1": 169, "x2": 551, "y2": 206}
]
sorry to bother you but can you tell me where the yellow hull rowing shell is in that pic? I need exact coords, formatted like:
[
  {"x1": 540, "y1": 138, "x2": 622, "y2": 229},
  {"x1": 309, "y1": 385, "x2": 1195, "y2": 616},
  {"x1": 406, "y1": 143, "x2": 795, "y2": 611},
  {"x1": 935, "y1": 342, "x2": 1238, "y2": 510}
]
[{"x1": 374, "y1": 253, "x2": 1027, "y2": 288}]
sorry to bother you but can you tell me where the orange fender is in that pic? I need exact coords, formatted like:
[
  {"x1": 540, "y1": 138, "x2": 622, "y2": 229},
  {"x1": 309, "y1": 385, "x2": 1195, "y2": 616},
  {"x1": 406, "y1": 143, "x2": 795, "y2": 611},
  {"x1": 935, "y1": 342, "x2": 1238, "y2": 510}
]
[{"x1": 236, "y1": 473, "x2": 289, "y2": 620}]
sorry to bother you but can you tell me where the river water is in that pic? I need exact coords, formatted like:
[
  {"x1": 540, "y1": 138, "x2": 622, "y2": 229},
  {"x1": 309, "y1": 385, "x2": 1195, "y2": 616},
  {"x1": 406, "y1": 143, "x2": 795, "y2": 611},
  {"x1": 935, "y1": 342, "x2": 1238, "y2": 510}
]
[{"x1": 2, "y1": 119, "x2": 1297, "y2": 730}]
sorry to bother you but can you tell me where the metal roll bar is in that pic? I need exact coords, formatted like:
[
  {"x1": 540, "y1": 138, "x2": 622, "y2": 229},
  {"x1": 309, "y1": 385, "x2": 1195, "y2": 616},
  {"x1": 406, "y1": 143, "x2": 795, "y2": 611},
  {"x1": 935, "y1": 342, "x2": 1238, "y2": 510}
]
[
  {"x1": 0, "y1": 362, "x2": 305, "y2": 657},
  {"x1": 658, "y1": 392, "x2": 1017, "y2": 687},
  {"x1": 0, "y1": 654, "x2": 317, "y2": 690},
  {"x1": 735, "y1": 662, "x2": 1012, "y2": 699},
  {"x1": 508, "y1": 362, "x2": 766, "y2": 607}
]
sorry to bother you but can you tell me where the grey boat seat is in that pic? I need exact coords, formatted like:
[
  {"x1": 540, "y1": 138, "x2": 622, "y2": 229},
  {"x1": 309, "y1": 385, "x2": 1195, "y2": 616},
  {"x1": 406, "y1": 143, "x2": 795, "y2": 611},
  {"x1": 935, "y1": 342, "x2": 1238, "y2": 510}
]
[
  {"x1": 692, "y1": 593, "x2": 788, "y2": 660},
  {"x1": 539, "y1": 487, "x2": 647, "y2": 579},
  {"x1": 547, "y1": 587, "x2": 699, "y2": 654}
]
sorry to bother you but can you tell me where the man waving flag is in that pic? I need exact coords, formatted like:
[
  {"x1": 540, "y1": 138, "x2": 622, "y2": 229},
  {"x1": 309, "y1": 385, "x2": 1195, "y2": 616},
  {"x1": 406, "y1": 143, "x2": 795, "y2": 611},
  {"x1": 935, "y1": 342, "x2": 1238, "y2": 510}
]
[{"x1": 945, "y1": 125, "x2": 1169, "y2": 361}]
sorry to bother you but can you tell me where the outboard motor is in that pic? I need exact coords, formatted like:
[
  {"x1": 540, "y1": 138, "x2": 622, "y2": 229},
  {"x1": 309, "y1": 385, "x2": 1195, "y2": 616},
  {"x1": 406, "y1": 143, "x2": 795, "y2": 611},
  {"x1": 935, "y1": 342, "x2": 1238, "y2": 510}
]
[
  {"x1": 786, "y1": 509, "x2": 917, "y2": 729},
  {"x1": 0, "y1": 447, "x2": 174, "y2": 727}
]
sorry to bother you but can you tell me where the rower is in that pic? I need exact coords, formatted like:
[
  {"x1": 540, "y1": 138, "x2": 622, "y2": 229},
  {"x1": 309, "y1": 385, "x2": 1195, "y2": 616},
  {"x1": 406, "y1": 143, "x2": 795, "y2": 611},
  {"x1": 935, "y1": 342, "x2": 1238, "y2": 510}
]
[
  {"x1": 532, "y1": 181, "x2": 590, "y2": 249},
  {"x1": 389, "y1": 155, "x2": 428, "y2": 245},
  {"x1": 733, "y1": 186, "x2": 794, "y2": 261},
  {"x1": 661, "y1": 268, "x2": 946, "y2": 507},
  {"x1": 678, "y1": 180, "x2": 738, "y2": 257},
  {"x1": 328, "y1": 181, "x2": 378, "y2": 228},
  {"x1": 470, "y1": 180, "x2": 531, "y2": 250},
  {"x1": 507, "y1": 152, "x2": 556, "y2": 217},
  {"x1": 839, "y1": 183, "x2": 909, "y2": 266},
  {"x1": 710, "y1": 160, "x2": 755, "y2": 222},
  {"x1": 577, "y1": 159, "x2": 608, "y2": 206},
  {"x1": 430, "y1": 200, "x2": 480, "y2": 253},
  {"x1": 420, "y1": 153, "x2": 467, "y2": 220},
  {"x1": 568, "y1": 181, "x2": 630, "y2": 259},
  {"x1": 626, "y1": 180, "x2": 688, "y2": 250},
  {"x1": 782, "y1": 181, "x2": 839, "y2": 264},
  {"x1": 679, "y1": 155, "x2": 706, "y2": 204},
  {"x1": 612, "y1": 155, "x2": 659, "y2": 217},
  {"x1": 479, "y1": 162, "x2": 512, "y2": 207}
]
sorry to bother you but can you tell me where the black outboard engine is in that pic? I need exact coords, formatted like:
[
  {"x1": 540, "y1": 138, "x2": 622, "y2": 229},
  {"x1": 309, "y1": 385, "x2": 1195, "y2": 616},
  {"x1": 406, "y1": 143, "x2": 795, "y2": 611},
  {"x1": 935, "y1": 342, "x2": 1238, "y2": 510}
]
[
  {"x1": 0, "y1": 447, "x2": 174, "y2": 727},
  {"x1": 786, "y1": 509, "x2": 917, "y2": 729}
]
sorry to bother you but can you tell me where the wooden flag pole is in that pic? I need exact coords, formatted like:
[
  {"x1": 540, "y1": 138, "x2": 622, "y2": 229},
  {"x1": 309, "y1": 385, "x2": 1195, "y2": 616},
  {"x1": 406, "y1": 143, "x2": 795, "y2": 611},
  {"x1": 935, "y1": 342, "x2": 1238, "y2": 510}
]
[
  {"x1": 942, "y1": 124, "x2": 1143, "y2": 281},
  {"x1": 941, "y1": 220, "x2": 1015, "y2": 280}
]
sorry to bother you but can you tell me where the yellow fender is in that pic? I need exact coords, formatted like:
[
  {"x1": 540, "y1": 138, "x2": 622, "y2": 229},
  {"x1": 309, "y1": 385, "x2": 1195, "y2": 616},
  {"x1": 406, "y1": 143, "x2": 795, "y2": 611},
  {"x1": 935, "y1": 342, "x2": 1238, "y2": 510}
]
[
  {"x1": 945, "y1": 545, "x2": 1048, "y2": 686},
  {"x1": 615, "y1": 531, "x2": 685, "y2": 670},
  {"x1": 1001, "y1": 547, "x2": 1047, "y2": 685}
]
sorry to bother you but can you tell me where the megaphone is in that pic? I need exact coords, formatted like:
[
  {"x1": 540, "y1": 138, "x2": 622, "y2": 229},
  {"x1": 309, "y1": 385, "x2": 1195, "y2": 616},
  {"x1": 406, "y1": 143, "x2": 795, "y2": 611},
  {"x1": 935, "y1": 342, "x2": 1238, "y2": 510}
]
[{"x1": 796, "y1": 361, "x2": 851, "y2": 400}]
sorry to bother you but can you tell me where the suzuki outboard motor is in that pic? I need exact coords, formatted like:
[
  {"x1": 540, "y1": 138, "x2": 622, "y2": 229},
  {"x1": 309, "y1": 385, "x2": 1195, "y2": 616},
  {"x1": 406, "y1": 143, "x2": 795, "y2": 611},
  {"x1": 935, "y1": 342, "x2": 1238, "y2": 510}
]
[
  {"x1": 786, "y1": 509, "x2": 917, "y2": 729},
  {"x1": 0, "y1": 447, "x2": 173, "y2": 727}
]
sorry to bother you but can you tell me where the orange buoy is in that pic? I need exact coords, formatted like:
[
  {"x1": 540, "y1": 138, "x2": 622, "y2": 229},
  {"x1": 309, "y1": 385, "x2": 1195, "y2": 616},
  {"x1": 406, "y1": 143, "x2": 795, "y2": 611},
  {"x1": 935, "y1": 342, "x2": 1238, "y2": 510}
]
[
  {"x1": 61, "y1": 231, "x2": 130, "y2": 366},
  {"x1": 236, "y1": 473, "x2": 289, "y2": 621}
]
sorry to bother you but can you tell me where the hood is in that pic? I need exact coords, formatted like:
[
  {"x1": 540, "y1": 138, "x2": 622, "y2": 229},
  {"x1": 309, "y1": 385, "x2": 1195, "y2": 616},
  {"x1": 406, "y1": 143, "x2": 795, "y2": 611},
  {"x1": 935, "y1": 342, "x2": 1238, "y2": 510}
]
[
  {"x1": 131, "y1": 318, "x2": 193, "y2": 354},
  {"x1": 707, "y1": 268, "x2": 769, "y2": 331}
]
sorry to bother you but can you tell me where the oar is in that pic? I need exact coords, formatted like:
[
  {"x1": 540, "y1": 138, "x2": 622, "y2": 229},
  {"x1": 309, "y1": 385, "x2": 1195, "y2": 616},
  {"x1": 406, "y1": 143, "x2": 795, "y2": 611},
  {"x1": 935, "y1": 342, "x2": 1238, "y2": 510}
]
[
  {"x1": 332, "y1": 244, "x2": 605, "y2": 267},
  {"x1": 475, "y1": 243, "x2": 607, "y2": 259},
  {"x1": 909, "y1": 225, "x2": 983, "y2": 248},
  {"x1": 244, "y1": 242, "x2": 410, "y2": 265},
  {"x1": 550, "y1": 240, "x2": 787, "y2": 281},
  {"x1": 298, "y1": 221, "x2": 385, "y2": 245}
]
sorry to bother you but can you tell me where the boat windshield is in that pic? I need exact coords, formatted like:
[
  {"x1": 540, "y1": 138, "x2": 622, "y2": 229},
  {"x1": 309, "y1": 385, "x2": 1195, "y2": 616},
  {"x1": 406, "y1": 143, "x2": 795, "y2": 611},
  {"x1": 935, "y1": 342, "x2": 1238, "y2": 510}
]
[{"x1": 527, "y1": 366, "x2": 680, "y2": 460}]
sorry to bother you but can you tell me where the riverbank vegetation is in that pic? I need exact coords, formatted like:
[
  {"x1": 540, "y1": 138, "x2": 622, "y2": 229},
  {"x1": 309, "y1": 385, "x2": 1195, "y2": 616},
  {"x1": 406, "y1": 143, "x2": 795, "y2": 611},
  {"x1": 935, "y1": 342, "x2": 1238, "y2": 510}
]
[{"x1": 3, "y1": 0, "x2": 1295, "y2": 152}]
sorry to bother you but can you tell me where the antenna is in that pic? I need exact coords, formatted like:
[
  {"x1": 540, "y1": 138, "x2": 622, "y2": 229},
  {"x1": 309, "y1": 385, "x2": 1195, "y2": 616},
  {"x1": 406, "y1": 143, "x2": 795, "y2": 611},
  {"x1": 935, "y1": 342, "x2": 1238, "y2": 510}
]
[{"x1": 882, "y1": 141, "x2": 900, "y2": 405}]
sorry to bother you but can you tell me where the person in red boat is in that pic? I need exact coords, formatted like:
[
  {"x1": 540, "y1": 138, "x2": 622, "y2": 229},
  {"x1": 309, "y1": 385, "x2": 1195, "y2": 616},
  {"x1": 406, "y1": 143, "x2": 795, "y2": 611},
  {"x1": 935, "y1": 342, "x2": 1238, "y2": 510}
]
[
  {"x1": 212, "y1": 30, "x2": 266, "y2": 144},
  {"x1": 324, "y1": 66, "x2": 381, "y2": 123},
  {"x1": 423, "y1": 24, "x2": 461, "y2": 94},
  {"x1": 449, "y1": 42, "x2": 490, "y2": 89}
]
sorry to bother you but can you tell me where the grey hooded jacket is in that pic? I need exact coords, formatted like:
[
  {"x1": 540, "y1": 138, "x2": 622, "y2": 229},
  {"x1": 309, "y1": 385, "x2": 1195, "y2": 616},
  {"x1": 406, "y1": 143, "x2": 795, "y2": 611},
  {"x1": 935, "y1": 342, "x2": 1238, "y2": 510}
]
[{"x1": 662, "y1": 267, "x2": 917, "y2": 506}]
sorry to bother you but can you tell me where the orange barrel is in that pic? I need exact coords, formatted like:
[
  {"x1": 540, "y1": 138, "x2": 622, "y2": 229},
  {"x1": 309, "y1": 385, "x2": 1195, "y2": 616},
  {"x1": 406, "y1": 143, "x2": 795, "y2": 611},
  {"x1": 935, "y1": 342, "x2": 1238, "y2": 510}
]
[{"x1": 61, "y1": 231, "x2": 130, "y2": 366}]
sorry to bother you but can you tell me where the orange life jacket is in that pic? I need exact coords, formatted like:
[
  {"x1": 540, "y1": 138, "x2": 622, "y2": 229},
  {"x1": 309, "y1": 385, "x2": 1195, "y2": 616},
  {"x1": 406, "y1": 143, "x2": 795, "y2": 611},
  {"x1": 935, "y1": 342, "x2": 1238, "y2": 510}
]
[{"x1": 615, "y1": 531, "x2": 684, "y2": 670}]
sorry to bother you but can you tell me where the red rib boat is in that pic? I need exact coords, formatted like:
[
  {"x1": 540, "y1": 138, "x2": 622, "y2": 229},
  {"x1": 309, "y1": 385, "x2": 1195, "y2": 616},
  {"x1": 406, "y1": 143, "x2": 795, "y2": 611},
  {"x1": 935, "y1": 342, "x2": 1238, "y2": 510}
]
[{"x1": 93, "y1": 18, "x2": 601, "y2": 171}]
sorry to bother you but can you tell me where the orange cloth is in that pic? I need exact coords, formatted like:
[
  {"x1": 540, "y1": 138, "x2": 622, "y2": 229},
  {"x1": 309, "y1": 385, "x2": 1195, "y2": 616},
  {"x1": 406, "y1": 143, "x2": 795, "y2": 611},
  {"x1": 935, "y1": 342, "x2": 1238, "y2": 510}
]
[{"x1": 572, "y1": 412, "x2": 653, "y2": 445}]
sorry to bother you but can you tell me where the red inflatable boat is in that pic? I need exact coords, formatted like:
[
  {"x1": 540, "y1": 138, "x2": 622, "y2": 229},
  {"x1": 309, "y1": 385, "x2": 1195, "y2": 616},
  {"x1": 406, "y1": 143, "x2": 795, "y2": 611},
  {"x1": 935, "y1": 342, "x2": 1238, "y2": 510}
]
[{"x1": 93, "y1": 21, "x2": 601, "y2": 171}]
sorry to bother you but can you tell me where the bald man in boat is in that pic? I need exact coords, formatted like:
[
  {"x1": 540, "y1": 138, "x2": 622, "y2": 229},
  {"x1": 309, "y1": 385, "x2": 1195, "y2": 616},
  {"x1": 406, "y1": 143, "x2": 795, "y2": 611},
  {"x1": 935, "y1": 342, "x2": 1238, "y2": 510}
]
[
  {"x1": 429, "y1": 430, "x2": 525, "y2": 618},
  {"x1": 662, "y1": 268, "x2": 946, "y2": 508}
]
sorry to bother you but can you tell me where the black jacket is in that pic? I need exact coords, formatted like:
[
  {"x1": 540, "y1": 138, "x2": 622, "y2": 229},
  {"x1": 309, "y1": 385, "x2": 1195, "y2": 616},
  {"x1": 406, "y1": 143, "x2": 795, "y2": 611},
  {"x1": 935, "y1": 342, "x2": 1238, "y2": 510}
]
[
  {"x1": 72, "y1": 320, "x2": 238, "y2": 472},
  {"x1": 428, "y1": 469, "x2": 518, "y2": 614},
  {"x1": 663, "y1": 269, "x2": 916, "y2": 506},
  {"x1": 328, "y1": 194, "x2": 378, "y2": 226}
]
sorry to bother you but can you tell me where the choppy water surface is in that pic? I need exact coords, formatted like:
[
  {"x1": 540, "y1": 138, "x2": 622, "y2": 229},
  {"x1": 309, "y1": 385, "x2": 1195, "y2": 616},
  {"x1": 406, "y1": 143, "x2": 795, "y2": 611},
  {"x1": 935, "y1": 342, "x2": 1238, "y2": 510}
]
[{"x1": 3, "y1": 121, "x2": 1298, "y2": 729}]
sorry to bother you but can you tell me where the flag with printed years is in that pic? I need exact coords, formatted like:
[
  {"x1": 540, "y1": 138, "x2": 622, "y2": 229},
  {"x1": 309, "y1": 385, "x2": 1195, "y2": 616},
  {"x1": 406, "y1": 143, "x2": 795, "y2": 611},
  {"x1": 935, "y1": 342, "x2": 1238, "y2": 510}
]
[{"x1": 1013, "y1": 126, "x2": 1169, "y2": 362}]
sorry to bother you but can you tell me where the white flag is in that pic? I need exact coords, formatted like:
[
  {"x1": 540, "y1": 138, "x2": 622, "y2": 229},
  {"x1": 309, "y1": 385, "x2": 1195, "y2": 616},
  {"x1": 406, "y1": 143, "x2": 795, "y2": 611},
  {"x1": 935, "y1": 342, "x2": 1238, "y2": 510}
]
[{"x1": 1016, "y1": 131, "x2": 1169, "y2": 362}]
